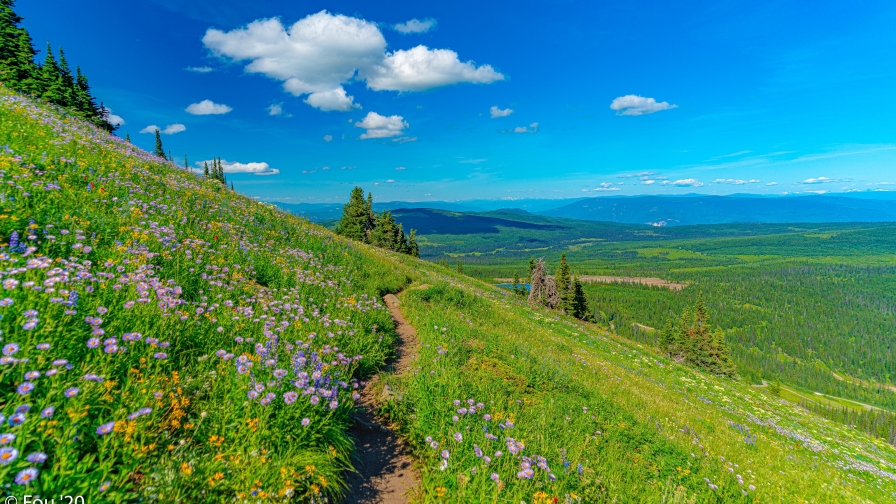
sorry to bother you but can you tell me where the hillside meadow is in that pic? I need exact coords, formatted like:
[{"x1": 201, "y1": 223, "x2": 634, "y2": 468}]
[{"x1": 1, "y1": 86, "x2": 896, "y2": 502}]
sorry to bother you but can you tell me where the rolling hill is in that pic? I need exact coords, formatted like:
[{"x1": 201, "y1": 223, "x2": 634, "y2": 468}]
[{"x1": 3, "y1": 85, "x2": 896, "y2": 502}]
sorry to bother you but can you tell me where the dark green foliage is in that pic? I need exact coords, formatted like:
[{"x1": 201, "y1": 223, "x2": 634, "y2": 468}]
[
  {"x1": 125, "y1": 132, "x2": 130, "y2": 143},
  {"x1": 456, "y1": 259, "x2": 463, "y2": 274},
  {"x1": 0, "y1": 1, "x2": 113, "y2": 130},
  {"x1": 203, "y1": 161, "x2": 209, "y2": 178},
  {"x1": 555, "y1": 253, "x2": 573, "y2": 314},
  {"x1": 659, "y1": 295, "x2": 736, "y2": 378},
  {"x1": 799, "y1": 400, "x2": 896, "y2": 445},
  {"x1": 153, "y1": 129, "x2": 165, "y2": 159},
  {"x1": 570, "y1": 275, "x2": 593, "y2": 321},
  {"x1": 334, "y1": 186, "x2": 418, "y2": 258}
]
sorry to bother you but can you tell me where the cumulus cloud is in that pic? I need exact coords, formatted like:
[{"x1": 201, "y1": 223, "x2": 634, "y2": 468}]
[
  {"x1": 268, "y1": 103, "x2": 283, "y2": 115},
  {"x1": 713, "y1": 178, "x2": 761, "y2": 185},
  {"x1": 355, "y1": 111, "x2": 408, "y2": 139},
  {"x1": 489, "y1": 106, "x2": 513, "y2": 118},
  {"x1": 642, "y1": 180, "x2": 655, "y2": 185},
  {"x1": 186, "y1": 66, "x2": 214, "y2": 73},
  {"x1": 610, "y1": 95, "x2": 677, "y2": 116},
  {"x1": 363, "y1": 45, "x2": 503, "y2": 91},
  {"x1": 197, "y1": 159, "x2": 279, "y2": 176},
  {"x1": 512, "y1": 122, "x2": 539, "y2": 134},
  {"x1": 323, "y1": 135, "x2": 333, "y2": 142},
  {"x1": 202, "y1": 11, "x2": 502, "y2": 110},
  {"x1": 587, "y1": 182, "x2": 620, "y2": 192},
  {"x1": 802, "y1": 176, "x2": 851, "y2": 184},
  {"x1": 302, "y1": 87, "x2": 359, "y2": 111},
  {"x1": 663, "y1": 178, "x2": 703, "y2": 187},
  {"x1": 393, "y1": 18, "x2": 437, "y2": 34},
  {"x1": 186, "y1": 99, "x2": 232, "y2": 115},
  {"x1": 140, "y1": 124, "x2": 186, "y2": 135},
  {"x1": 102, "y1": 108, "x2": 125, "y2": 127}
]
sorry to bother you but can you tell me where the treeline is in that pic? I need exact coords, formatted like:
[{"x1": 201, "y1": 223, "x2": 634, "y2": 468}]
[
  {"x1": 203, "y1": 157, "x2": 232, "y2": 188},
  {"x1": 584, "y1": 263, "x2": 896, "y2": 408},
  {"x1": 799, "y1": 400, "x2": 896, "y2": 447},
  {"x1": 658, "y1": 296, "x2": 737, "y2": 378},
  {"x1": 0, "y1": 0, "x2": 114, "y2": 131},
  {"x1": 526, "y1": 254, "x2": 593, "y2": 322},
  {"x1": 335, "y1": 187, "x2": 419, "y2": 257}
]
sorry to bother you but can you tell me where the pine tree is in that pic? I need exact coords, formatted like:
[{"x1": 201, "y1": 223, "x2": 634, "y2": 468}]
[
  {"x1": 39, "y1": 43, "x2": 65, "y2": 105},
  {"x1": 0, "y1": 1, "x2": 38, "y2": 94},
  {"x1": 153, "y1": 128, "x2": 165, "y2": 159},
  {"x1": 168, "y1": 150, "x2": 172, "y2": 163},
  {"x1": 456, "y1": 260, "x2": 463, "y2": 274},
  {"x1": 555, "y1": 253, "x2": 573, "y2": 313},
  {"x1": 183, "y1": 154, "x2": 188, "y2": 170},
  {"x1": 407, "y1": 229, "x2": 420, "y2": 258},
  {"x1": 230, "y1": 181, "x2": 234, "y2": 191},
  {"x1": 125, "y1": 133, "x2": 130, "y2": 143},
  {"x1": 335, "y1": 187, "x2": 371, "y2": 243},
  {"x1": 570, "y1": 276, "x2": 593, "y2": 321},
  {"x1": 203, "y1": 162, "x2": 209, "y2": 178},
  {"x1": 56, "y1": 48, "x2": 75, "y2": 108}
]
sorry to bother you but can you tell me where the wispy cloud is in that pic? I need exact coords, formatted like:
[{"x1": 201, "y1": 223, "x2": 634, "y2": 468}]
[
  {"x1": 460, "y1": 158, "x2": 487, "y2": 164},
  {"x1": 618, "y1": 171, "x2": 657, "y2": 179},
  {"x1": 323, "y1": 135, "x2": 333, "y2": 142},
  {"x1": 393, "y1": 18, "x2": 437, "y2": 34},
  {"x1": 511, "y1": 122, "x2": 539, "y2": 134},
  {"x1": 610, "y1": 95, "x2": 677, "y2": 116},
  {"x1": 185, "y1": 66, "x2": 214, "y2": 73},
  {"x1": 801, "y1": 176, "x2": 851, "y2": 184},
  {"x1": 663, "y1": 178, "x2": 704, "y2": 187},
  {"x1": 713, "y1": 178, "x2": 761, "y2": 185}
]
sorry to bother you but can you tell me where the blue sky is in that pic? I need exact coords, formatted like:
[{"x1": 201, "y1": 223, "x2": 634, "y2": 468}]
[{"x1": 19, "y1": 0, "x2": 896, "y2": 202}]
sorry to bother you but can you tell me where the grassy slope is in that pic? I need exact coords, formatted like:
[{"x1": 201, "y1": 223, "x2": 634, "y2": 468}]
[
  {"x1": 2, "y1": 88, "x2": 896, "y2": 502},
  {"x1": 0, "y1": 88, "x2": 414, "y2": 500}
]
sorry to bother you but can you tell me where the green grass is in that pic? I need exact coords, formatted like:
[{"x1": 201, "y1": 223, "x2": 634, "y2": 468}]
[{"x1": 3, "y1": 85, "x2": 896, "y2": 502}]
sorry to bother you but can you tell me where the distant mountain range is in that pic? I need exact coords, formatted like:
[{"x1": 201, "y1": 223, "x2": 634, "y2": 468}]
[{"x1": 276, "y1": 192, "x2": 896, "y2": 226}]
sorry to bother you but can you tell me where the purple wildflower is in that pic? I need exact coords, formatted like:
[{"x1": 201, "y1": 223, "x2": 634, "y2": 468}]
[
  {"x1": 15, "y1": 468, "x2": 38, "y2": 485},
  {"x1": 26, "y1": 452, "x2": 47, "y2": 463},
  {"x1": 0, "y1": 447, "x2": 18, "y2": 464},
  {"x1": 96, "y1": 421, "x2": 115, "y2": 436}
]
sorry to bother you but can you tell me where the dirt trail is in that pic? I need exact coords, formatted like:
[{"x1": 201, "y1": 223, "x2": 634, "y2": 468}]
[{"x1": 344, "y1": 292, "x2": 420, "y2": 503}]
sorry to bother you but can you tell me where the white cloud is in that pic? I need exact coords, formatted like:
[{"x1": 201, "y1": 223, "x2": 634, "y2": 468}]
[
  {"x1": 323, "y1": 135, "x2": 333, "y2": 142},
  {"x1": 642, "y1": 180, "x2": 655, "y2": 185},
  {"x1": 268, "y1": 103, "x2": 283, "y2": 115},
  {"x1": 490, "y1": 106, "x2": 513, "y2": 118},
  {"x1": 879, "y1": 181, "x2": 895, "y2": 185},
  {"x1": 202, "y1": 11, "x2": 502, "y2": 111},
  {"x1": 140, "y1": 124, "x2": 186, "y2": 135},
  {"x1": 512, "y1": 122, "x2": 539, "y2": 134},
  {"x1": 664, "y1": 178, "x2": 703, "y2": 187},
  {"x1": 618, "y1": 171, "x2": 657, "y2": 179},
  {"x1": 198, "y1": 159, "x2": 279, "y2": 176},
  {"x1": 766, "y1": 182, "x2": 778, "y2": 186},
  {"x1": 802, "y1": 176, "x2": 852, "y2": 184},
  {"x1": 302, "y1": 87, "x2": 359, "y2": 111},
  {"x1": 186, "y1": 99, "x2": 232, "y2": 115},
  {"x1": 804, "y1": 189, "x2": 828, "y2": 194},
  {"x1": 460, "y1": 158, "x2": 487, "y2": 164},
  {"x1": 713, "y1": 178, "x2": 761, "y2": 185},
  {"x1": 386, "y1": 179, "x2": 397, "y2": 183},
  {"x1": 392, "y1": 136, "x2": 417, "y2": 143},
  {"x1": 186, "y1": 66, "x2": 214, "y2": 73},
  {"x1": 363, "y1": 45, "x2": 503, "y2": 91},
  {"x1": 102, "y1": 108, "x2": 125, "y2": 126},
  {"x1": 355, "y1": 111, "x2": 408, "y2": 139},
  {"x1": 393, "y1": 18, "x2": 437, "y2": 34},
  {"x1": 610, "y1": 95, "x2": 677, "y2": 116},
  {"x1": 163, "y1": 124, "x2": 186, "y2": 134},
  {"x1": 395, "y1": 166, "x2": 407, "y2": 171}
]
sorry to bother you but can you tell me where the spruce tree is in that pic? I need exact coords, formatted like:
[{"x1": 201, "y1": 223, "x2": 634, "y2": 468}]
[
  {"x1": 407, "y1": 229, "x2": 420, "y2": 258},
  {"x1": 555, "y1": 253, "x2": 573, "y2": 314},
  {"x1": 153, "y1": 128, "x2": 165, "y2": 159},
  {"x1": 570, "y1": 276, "x2": 593, "y2": 321},
  {"x1": 230, "y1": 181, "x2": 234, "y2": 191},
  {"x1": 56, "y1": 48, "x2": 75, "y2": 107},
  {"x1": 335, "y1": 187, "x2": 371, "y2": 243},
  {"x1": 183, "y1": 154, "x2": 188, "y2": 170},
  {"x1": 203, "y1": 161, "x2": 209, "y2": 178},
  {"x1": 125, "y1": 133, "x2": 130, "y2": 143}
]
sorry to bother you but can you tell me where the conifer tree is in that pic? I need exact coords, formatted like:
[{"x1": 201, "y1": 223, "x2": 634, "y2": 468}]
[
  {"x1": 168, "y1": 150, "x2": 172, "y2": 162},
  {"x1": 125, "y1": 133, "x2": 130, "y2": 143},
  {"x1": 153, "y1": 129, "x2": 165, "y2": 159},
  {"x1": 555, "y1": 253, "x2": 573, "y2": 313},
  {"x1": 456, "y1": 260, "x2": 463, "y2": 274},
  {"x1": 570, "y1": 276, "x2": 593, "y2": 321},
  {"x1": 335, "y1": 187, "x2": 371, "y2": 243},
  {"x1": 230, "y1": 181, "x2": 234, "y2": 191},
  {"x1": 203, "y1": 161, "x2": 209, "y2": 178},
  {"x1": 407, "y1": 229, "x2": 420, "y2": 258},
  {"x1": 183, "y1": 154, "x2": 188, "y2": 170}
]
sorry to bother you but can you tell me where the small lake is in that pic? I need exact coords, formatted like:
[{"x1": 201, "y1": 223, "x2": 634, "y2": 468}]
[{"x1": 495, "y1": 283, "x2": 531, "y2": 291}]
